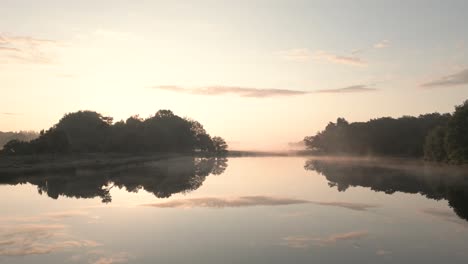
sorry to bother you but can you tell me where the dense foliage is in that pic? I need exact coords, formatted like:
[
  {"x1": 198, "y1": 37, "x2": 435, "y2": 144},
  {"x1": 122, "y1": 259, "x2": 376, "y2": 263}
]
[
  {"x1": 304, "y1": 100, "x2": 468, "y2": 163},
  {"x1": 304, "y1": 114, "x2": 450, "y2": 157},
  {"x1": 424, "y1": 100, "x2": 468, "y2": 163},
  {"x1": 1, "y1": 110, "x2": 227, "y2": 156}
]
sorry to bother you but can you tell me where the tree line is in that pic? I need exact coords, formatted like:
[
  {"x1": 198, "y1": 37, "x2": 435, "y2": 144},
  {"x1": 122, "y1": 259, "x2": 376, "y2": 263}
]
[
  {"x1": 0, "y1": 131, "x2": 38, "y2": 148},
  {"x1": 304, "y1": 100, "x2": 468, "y2": 164},
  {"x1": 1, "y1": 110, "x2": 228, "y2": 156}
]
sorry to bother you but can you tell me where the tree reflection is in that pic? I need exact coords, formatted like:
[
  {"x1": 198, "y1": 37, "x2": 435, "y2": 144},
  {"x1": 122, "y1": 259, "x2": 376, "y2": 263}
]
[
  {"x1": 0, "y1": 157, "x2": 228, "y2": 203},
  {"x1": 304, "y1": 158, "x2": 468, "y2": 222}
]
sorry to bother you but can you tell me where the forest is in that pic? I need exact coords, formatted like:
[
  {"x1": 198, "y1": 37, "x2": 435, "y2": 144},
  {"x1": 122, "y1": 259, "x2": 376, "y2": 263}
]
[
  {"x1": 304, "y1": 100, "x2": 468, "y2": 164},
  {"x1": 0, "y1": 110, "x2": 227, "y2": 156}
]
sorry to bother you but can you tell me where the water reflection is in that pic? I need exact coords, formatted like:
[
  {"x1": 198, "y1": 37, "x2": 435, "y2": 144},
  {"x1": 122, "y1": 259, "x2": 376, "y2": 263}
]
[
  {"x1": 304, "y1": 158, "x2": 468, "y2": 222},
  {"x1": 0, "y1": 157, "x2": 228, "y2": 203}
]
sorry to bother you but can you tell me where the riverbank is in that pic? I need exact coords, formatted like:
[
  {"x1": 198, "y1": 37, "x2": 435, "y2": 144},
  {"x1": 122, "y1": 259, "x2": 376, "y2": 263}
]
[{"x1": 0, "y1": 153, "x2": 191, "y2": 175}]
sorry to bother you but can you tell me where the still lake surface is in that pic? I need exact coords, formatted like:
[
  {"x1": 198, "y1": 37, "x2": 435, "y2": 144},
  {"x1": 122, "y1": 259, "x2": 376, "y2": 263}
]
[{"x1": 1, "y1": 156, "x2": 468, "y2": 264}]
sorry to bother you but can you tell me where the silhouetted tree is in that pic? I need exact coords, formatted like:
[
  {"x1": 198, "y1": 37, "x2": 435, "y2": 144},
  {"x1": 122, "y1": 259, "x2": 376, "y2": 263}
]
[
  {"x1": 55, "y1": 111, "x2": 112, "y2": 152},
  {"x1": 445, "y1": 100, "x2": 468, "y2": 163},
  {"x1": 1, "y1": 110, "x2": 228, "y2": 156},
  {"x1": 212, "y1": 136, "x2": 228, "y2": 155},
  {"x1": 0, "y1": 131, "x2": 38, "y2": 148},
  {"x1": 424, "y1": 126, "x2": 448, "y2": 162},
  {"x1": 305, "y1": 113, "x2": 451, "y2": 157}
]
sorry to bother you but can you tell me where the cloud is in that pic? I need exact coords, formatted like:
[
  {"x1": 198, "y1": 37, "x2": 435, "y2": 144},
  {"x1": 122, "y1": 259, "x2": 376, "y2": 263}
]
[
  {"x1": 277, "y1": 48, "x2": 313, "y2": 62},
  {"x1": 143, "y1": 196, "x2": 310, "y2": 208},
  {"x1": 312, "y1": 201, "x2": 379, "y2": 211},
  {"x1": 315, "y1": 85, "x2": 378, "y2": 94},
  {"x1": 152, "y1": 85, "x2": 309, "y2": 98},
  {"x1": 421, "y1": 68, "x2": 468, "y2": 88},
  {"x1": 282, "y1": 231, "x2": 368, "y2": 248},
  {"x1": 374, "y1": 40, "x2": 390, "y2": 49},
  {"x1": 1, "y1": 112, "x2": 22, "y2": 116},
  {"x1": 314, "y1": 50, "x2": 367, "y2": 66},
  {"x1": 0, "y1": 33, "x2": 58, "y2": 64},
  {"x1": 0, "y1": 224, "x2": 100, "y2": 256}
]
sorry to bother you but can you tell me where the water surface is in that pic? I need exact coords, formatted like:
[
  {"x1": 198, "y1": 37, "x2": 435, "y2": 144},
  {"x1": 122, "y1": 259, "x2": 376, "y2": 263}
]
[{"x1": 1, "y1": 156, "x2": 468, "y2": 264}]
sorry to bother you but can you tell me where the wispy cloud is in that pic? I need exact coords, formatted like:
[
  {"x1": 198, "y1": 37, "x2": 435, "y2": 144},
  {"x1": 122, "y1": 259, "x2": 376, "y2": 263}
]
[
  {"x1": 282, "y1": 231, "x2": 368, "y2": 248},
  {"x1": 374, "y1": 40, "x2": 390, "y2": 49},
  {"x1": 143, "y1": 196, "x2": 310, "y2": 208},
  {"x1": 153, "y1": 84, "x2": 379, "y2": 98},
  {"x1": 0, "y1": 33, "x2": 58, "y2": 64},
  {"x1": 314, "y1": 50, "x2": 367, "y2": 66},
  {"x1": 1, "y1": 112, "x2": 22, "y2": 116},
  {"x1": 315, "y1": 85, "x2": 378, "y2": 94},
  {"x1": 152, "y1": 85, "x2": 309, "y2": 98},
  {"x1": 421, "y1": 68, "x2": 468, "y2": 88},
  {"x1": 277, "y1": 48, "x2": 313, "y2": 62},
  {"x1": 277, "y1": 48, "x2": 367, "y2": 66}
]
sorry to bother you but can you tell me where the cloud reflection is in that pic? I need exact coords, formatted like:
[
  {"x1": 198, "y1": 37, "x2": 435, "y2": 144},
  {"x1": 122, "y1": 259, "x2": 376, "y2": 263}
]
[
  {"x1": 143, "y1": 196, "x2": 310, "y2": 208},
  {"x1": 143, "y1": 196, "x2": 379, "y2": 211},
  {"x1": 313, "y1": 201, "x2": 379, "y2": 211},
  {"x1": 0, "y1": 224, "x2": 100, "y2": 256},
  {"x1": 282, "y1": 231, "x2": 369, "y2": 248},
  {"x1": 421, "y1": 208, "x2": 468, "y2": 227}
]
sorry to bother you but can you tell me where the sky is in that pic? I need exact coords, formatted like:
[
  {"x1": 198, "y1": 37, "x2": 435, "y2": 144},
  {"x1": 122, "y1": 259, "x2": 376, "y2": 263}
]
[{"x1": 1, "y1": 0, "x2": 468, "y2": 150}]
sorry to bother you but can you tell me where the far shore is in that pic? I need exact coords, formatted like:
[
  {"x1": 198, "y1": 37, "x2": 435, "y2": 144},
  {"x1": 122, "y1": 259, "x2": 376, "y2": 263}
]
[{"x1": 0, "y1": 152, "x2": 196, "y2": 175}]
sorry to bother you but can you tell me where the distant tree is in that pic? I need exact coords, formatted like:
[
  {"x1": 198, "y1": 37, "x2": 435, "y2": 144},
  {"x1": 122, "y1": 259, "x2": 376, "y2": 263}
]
[
  {"x1": 304, "y1": 113, "x2": 451, "y2": 157},
  {"x1": 1, "y1": 109, "x2": 227, "y2": 156},
  {"x1": 55, "y1": 111, "x2": 112, "y2": 152},
  {"x1": 445, "y1": 100, "x2": 468, "y2": 163},
  {"x1": 424, "y1": 126, "x2": 448, "y2": 162},
  {"x1": 0, "y1": 131, "x2": 38, "y2": 148},
  {"x1": 212, "y1": 136, "x2": 228, "y2": 155},
  {"x1": 2, "y1": 140, "x2": 30, "y2": 155}
]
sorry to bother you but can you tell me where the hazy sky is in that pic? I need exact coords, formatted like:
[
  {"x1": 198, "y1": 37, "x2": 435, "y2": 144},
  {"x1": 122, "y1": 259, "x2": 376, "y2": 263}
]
[{"x1": 1, "y1": 0, "x2": 468, "y2": 150}]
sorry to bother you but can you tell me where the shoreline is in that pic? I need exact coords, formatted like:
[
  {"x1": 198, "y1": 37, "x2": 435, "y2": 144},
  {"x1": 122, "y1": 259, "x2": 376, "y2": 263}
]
[{"x1": 0, "y1": 153, "x2": 195, "y2": 175}]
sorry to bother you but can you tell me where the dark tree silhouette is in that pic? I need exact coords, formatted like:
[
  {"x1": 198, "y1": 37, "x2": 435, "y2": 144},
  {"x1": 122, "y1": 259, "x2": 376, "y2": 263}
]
[
  {"x1": 212, "y1": 136, "x2": 228, "y2": 155},
  {"x1": 0, "y1": 110, "x2": 228, "y2": 156},
  {"x1": 304, "y1": 100, "x2": 468, "y2": 164},
  {"x1": 445, "y1": 100, "x2": 468, "y2": 163}
]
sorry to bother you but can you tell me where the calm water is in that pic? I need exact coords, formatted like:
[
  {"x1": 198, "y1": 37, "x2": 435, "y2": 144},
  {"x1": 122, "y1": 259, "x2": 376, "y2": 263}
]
[{"x1": 1, "y1": 156, "x2": 468, "y2": 264}]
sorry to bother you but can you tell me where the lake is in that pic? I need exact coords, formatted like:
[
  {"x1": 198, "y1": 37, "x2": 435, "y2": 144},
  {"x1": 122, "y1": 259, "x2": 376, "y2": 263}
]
[{"x1": 1, "y1": 156, "x2": 468, "y2": 264}]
